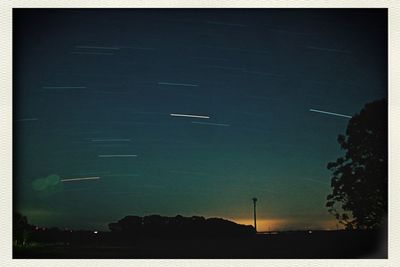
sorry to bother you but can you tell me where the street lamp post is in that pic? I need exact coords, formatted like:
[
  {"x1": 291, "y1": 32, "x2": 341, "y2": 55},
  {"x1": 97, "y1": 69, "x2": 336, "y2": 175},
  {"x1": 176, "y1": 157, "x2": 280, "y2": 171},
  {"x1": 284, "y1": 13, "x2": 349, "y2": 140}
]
[{"x1": 252, "y1": 197, "x2": 258, "y2": 232}]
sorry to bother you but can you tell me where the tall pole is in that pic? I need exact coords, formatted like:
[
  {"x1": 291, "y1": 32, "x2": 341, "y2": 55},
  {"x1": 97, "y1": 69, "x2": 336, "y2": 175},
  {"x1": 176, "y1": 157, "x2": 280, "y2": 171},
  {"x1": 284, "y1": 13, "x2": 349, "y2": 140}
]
[{"x1": 252, "y1": 197, "x2": 257, "y2": 232}]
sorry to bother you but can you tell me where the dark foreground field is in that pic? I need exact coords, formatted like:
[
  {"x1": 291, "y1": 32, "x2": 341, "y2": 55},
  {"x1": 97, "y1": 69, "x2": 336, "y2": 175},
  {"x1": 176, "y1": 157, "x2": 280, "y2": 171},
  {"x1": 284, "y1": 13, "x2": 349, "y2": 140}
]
[{"x1": 14, "y1": 230, "x2": 387, "y2": 259}]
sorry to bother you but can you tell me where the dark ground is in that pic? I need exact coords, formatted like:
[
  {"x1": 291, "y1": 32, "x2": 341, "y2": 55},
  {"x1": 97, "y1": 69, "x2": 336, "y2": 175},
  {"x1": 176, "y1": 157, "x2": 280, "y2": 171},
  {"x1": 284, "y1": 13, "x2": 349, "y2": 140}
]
[{"x1": 14, "y1": 230, "x2": 387, "y2": 259}]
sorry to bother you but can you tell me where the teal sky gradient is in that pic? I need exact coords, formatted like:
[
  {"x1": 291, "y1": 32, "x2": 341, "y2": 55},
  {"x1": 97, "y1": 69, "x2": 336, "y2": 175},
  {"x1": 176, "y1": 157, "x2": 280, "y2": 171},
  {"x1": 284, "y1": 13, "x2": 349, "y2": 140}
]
[{"x1": 14, "y1": 9, "x2": 387, "y2": 231}]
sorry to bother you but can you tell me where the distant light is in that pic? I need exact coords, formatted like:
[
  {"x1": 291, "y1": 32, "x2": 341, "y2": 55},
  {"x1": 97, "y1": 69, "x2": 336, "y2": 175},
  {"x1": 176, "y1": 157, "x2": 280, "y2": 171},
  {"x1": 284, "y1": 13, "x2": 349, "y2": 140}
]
[
  {"x1": 308, "y1": 230, "x2": 313, "y2": 234},
  {"x1": 309, "y1": 109, "x2": 352, "y2": 119},
  {"x1": 170, "y1": 113, "x2": 210, "y2": 119},
  {"x1": 98, "y1": 154, "x2": 138, "y2": 158},
  {"x1": 94, "y1": 231, "x2": 98, "y2": 234},
  {"x1": 61, "y1": 176, "x2": 100, "y2": 182}
]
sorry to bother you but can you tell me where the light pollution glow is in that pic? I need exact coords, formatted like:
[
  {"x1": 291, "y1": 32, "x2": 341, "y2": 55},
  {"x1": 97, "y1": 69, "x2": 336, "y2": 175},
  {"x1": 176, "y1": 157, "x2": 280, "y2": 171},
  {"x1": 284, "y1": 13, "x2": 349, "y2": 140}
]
[{"x1": 231, "y1": 218, "x2": 344, "y2": 232}]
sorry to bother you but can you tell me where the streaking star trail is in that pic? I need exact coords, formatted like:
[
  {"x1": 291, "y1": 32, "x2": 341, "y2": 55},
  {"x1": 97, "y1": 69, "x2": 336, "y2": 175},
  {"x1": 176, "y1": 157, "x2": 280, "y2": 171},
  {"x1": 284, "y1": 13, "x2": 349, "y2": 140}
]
[
  {"x1": 75, "y1": 45, "x2": 120, "y2": 50},
  {"x1": 191, "y1": 121, "x2": 230, "y2": 127},
  {"x1": 158, "y1": 82, "x2": 199, "y2": 87},
  {"x1": 309, "y1": 109, "x2": 352, "y2": 118},
  {"x1": 98, "y1": 154, "x2": 138, "y2": 158},
  {"x1": 42, "y1": 86, "x2": 86, "y2": 89},
  {"x1": 91, "y1": 139, "x2": 131, "y2": 142},
  {"x1": 170, "y1": 113, "x2": 210, "y2": 119},
  {"x1": 60, "y1": 176, "x2": 100, "y2": 182}
]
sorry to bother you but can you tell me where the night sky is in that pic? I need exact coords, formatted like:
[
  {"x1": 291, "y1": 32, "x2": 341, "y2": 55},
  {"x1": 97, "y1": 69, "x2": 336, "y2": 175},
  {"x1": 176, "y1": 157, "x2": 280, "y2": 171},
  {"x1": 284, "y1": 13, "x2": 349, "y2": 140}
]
[{"x1": 13, "y1": 9, "x2": 387, "y2": 231}]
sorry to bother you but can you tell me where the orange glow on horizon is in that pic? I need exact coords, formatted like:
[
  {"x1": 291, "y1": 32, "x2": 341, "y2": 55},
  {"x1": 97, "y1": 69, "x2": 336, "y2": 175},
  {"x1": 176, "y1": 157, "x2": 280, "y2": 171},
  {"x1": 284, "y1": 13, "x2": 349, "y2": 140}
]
[
  {"x1": 230, "y1": 218, "x2": 287, "y2": 232},
  {"x1": 230, "y1": 217, "x2": 343, "y2": 232}
]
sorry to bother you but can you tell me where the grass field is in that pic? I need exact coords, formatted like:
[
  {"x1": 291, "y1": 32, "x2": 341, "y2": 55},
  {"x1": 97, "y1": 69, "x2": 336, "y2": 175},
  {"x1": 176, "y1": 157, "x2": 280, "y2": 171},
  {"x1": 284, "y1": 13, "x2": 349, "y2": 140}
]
[{"x1": 14, "y1": 230, "x2": 387, "y2": 259}]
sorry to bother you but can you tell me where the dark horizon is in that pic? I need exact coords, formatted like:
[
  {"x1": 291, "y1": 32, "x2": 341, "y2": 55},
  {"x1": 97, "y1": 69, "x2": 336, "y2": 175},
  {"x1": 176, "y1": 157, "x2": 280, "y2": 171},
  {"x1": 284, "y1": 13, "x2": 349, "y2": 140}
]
[
  {"x1": 14, "y1": 211, "x2": 387, "y2": 259},
  {"x1": 15, "y1": 212, "x2": 348, "y2": 233}
]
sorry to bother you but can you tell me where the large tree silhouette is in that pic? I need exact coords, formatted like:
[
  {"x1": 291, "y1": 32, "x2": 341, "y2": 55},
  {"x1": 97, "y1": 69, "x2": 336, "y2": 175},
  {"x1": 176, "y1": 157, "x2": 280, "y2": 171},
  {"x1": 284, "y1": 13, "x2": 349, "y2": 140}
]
[{"x1": 326, "y1": 99, "x2": 387, "y2": 229}]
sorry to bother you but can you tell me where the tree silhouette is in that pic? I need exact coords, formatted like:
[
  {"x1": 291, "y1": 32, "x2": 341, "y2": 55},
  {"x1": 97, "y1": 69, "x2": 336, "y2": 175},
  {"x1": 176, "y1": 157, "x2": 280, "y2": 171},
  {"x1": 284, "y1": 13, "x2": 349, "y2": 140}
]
[
  {"x1": 326, "y1": 99, "x2": 387, "y2": 229},
  {"x1": 13, "y1": 212, "x2": 32, "y2": 246},
  {"x1": 108, "y1": 214, "x2": 255, "y2": 238}
]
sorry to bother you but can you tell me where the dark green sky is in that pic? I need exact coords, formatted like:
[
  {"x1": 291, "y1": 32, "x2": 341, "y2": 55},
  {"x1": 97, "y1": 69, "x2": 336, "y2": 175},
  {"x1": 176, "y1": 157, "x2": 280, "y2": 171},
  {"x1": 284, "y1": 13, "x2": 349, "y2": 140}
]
[{"x1": 14, "y1": 9, "x2": 387, "y2": 231}]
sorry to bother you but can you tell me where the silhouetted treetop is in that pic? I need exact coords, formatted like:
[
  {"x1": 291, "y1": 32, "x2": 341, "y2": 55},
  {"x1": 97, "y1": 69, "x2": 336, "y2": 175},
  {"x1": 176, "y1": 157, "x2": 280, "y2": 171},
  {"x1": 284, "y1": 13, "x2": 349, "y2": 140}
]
[
  {"x1": 108, "y1": 214, "x2": 255, "y2": 237},
  {"x1": 13, "y1": 212, "x2": 33, "y2": 246},
  {"x1": 326, "y1": 99, "x2": 387, "y2": 229}
]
